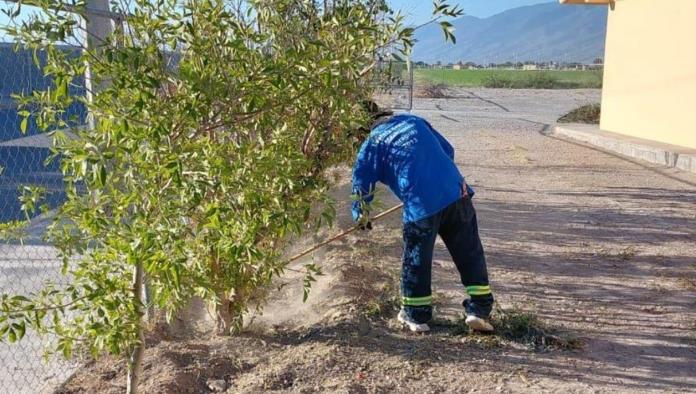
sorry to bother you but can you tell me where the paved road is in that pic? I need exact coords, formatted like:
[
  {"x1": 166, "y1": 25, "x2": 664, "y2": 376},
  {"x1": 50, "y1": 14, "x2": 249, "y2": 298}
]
[
  {"x1": 0, "y1": 215, "x2": 77, "y2": 394},
  {"x1": 414, "y1": 88, "x2": 696, "y2": 392}
]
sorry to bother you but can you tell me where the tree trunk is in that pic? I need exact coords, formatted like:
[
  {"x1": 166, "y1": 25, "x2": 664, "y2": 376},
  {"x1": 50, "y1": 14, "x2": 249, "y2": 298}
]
[
  {"x1": 143, "y1": 274, "x2": 155, "y2": 325},
  {"x1": 215, "y1": 297, "x2": 235, "y2": 336},
  {"x1": 126, "y1": 262, "x2": 146, "y2": 394},
  {"x1": 210, "y1": 254, "x2": 240, "y2": 336}
]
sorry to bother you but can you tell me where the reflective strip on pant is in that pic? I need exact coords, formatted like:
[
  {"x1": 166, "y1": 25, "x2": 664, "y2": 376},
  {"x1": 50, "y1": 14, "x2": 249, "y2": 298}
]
[
  {"x1": 402, "y1": 295, "x2": 432, "y2": 306},
  {"x1": 466, "y1": 285, "x2": 491, "y2": 296}
]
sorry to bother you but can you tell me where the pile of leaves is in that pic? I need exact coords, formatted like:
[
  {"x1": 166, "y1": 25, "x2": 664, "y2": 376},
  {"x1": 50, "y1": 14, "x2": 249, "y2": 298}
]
[
  {"x1": 558, "y1": 104, "x2": 601, "y2": 124},
  {"x1": 492, "y1": 307, "x2": 582, "y2": 351},
  {"x1": 433, "y1": 306, "x2": 582, "y2": 351},
  {"x1": 415, "y1": 83, "x2": 451, "y2": 98}
]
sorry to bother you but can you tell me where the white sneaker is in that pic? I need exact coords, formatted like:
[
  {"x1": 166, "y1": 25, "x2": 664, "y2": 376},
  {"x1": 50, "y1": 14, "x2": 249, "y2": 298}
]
[
  {"x1": 397, "y1": 309, "x2": 430, "y2": 333},
  {"x1": 465, "y1": 315, "x2": 494, "y2": 332}
]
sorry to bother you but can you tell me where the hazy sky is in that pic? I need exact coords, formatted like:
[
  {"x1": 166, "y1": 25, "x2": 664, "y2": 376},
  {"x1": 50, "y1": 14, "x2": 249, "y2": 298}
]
[
  {"x1": 391, "y1": 0, "x2": 554, "y2": 24},
  {"x1": 1, "y1": 1, "x2": 555, "y2": 39}
]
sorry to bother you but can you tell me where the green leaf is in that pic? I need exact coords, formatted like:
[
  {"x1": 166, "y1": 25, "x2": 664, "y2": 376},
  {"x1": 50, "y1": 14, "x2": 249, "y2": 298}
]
[
  {"x1": 391, "y1": 52, "x2": 405, "y2": 62},
  {"x1": 8, "y1": 328, "x2": 16, "y2": 343},
  {"x1": 56, "y1": 79, "x2": 68, "y2": 99},
  {"x1": 14, "y1": 322, "x2": 26, "y2": 341},
  {"x1": 170, "y1": 266, "x2": 180, "y2": 288},
  {"x1": 98, "y1": 165, "x2": 107, "y2": 187},
  {"x1": 441, "y1": 22, "x2": 457, "y2": 44},
  {"x1": 20, "y1": 117, "x2": 28, "y2": 134},
  {"x1": 62, "y1": 341, "x2": 72, "y2": 358}
]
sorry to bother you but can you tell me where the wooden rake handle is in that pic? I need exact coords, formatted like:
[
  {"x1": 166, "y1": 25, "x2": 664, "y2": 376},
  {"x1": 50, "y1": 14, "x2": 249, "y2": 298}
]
[{"x1": 286, "y1": 203, "x2": 404, "y2": 264}]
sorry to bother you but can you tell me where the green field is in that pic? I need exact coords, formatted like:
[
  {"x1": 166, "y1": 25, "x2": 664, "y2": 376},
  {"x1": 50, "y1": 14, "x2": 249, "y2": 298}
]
[{"x1": 416, "y1": 69, "x2": 603, "y2": 89}]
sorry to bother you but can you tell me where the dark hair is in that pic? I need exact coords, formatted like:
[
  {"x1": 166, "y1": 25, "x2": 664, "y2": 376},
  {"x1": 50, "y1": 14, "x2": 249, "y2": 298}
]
[{"x1": 362, "y1": 100, "x2": 394, "y2": 131}]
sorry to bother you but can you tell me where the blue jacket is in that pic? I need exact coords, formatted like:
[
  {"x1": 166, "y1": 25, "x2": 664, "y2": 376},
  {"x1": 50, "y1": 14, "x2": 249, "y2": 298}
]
[{"x1": 351, "y1": 114, "x2": 473, "y2": 223}]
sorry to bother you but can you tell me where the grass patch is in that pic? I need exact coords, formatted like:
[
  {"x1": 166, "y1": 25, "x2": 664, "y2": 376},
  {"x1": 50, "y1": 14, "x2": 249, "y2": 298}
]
[
  {"x1": 594, "y1": 245, "x2": 638, "y2": 262},
  {"x1": 416, "y1": 69, "x2": 603, "y2": 89},
  {"x1": 558, "y1": 104, "x2": 601, "y2": 124},
  {"x1": 480, "y1": 74, "x2": 515, "y2": 89},
  {"x1": 436, "y1": 306, "x2": 583, "y2": 351},
  {"x1": 482, "y1": 72, "x2": 563, "y2": 89},
  {"x1": 431, "y1": 317, "x2": 471, "y2": 336},
  {"x1": 361, "y1": 281, "x2": 401, "y2": 318}
]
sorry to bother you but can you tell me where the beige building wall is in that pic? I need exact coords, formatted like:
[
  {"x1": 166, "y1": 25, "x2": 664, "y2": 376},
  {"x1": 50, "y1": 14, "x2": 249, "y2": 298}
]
[{"x1": 600, "y1": 0, "x2": 696, "y2": 149}]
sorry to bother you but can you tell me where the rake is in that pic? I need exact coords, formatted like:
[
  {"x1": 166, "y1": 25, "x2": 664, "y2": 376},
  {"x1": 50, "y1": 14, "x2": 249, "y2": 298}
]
[{"x1": 286, "y1": 203, "x2": 403, "y2": 264}]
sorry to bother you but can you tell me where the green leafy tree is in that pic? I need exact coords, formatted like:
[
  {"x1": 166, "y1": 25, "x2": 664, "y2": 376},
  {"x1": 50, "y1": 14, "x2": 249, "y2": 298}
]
[{"x1": 0, "y1": 0, "x2": 462, "y2": 392}]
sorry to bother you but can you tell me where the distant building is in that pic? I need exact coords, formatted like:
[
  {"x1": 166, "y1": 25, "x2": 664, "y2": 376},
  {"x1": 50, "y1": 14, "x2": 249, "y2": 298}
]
[
  {"x1": 522, "y1": 64, "x2": 538, "y2": 71},
  {"x1": 452, "y1": 64, "x2": 462, "y2": 70},
  {"x1": 562, "y1": 0, "x2": 696, "y2": 149}
]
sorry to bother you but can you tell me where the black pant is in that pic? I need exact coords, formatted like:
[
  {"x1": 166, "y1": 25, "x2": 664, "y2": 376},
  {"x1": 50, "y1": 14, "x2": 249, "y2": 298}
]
[{"x1": 401, "y1": 197, "x2": 493, "y2": 323}]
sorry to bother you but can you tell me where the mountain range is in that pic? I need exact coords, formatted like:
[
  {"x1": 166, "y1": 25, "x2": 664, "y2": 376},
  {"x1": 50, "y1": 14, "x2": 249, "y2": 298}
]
[{"x1": 412, "y1": 1, "x2": 608, "y2": 64}]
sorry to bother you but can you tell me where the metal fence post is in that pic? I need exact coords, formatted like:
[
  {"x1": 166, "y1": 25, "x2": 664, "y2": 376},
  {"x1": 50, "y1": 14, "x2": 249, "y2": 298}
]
[{"x1": 83, "y1": 0, "x2": 113, "y2": 129}]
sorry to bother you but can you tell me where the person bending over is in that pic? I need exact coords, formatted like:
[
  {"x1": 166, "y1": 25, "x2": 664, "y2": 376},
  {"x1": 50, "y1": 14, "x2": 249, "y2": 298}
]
[{"x1": 351, "y1": 107, "x2": 494, "y2": 333}]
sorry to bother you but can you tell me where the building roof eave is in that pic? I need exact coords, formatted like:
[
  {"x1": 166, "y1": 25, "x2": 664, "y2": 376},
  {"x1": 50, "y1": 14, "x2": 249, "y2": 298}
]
[{"x1": 559, "y1": 0, "x2": 613, "y2": 5}]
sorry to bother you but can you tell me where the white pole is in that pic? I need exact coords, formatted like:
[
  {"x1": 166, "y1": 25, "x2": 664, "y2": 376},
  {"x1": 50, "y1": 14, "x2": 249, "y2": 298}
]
[
  {"x1": 83, "y1": 0, "x2": 113, "y2": 129},
  {"x1": 84, "y1": 0, "x2": 113, "y2": 48}
]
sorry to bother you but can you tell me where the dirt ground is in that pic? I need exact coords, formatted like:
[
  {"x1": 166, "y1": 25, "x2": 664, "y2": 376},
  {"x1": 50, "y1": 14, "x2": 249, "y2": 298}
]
[{"x1": 57, "y1": 89, "x2": 696, "y2": 394}]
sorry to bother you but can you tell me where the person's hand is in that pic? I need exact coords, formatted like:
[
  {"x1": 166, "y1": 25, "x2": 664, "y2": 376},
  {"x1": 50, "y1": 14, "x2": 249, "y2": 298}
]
[
  {"x1": 461, "y1": 182, "x2": 470, "y2": 199},
  {"x1": 357, "y1": 215, "x2": 372, "y2": 231}
]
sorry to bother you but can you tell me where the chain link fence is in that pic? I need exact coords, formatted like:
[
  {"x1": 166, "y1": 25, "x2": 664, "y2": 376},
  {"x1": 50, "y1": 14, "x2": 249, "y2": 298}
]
[
  {"x1": 0, "y1": 41, "x2": 85, "y2": 393},
  {"x1": 371, "y1": 59, "x2": 414, "y2": 112},
  {"x1": 0, "y1": 3, "x2": 414, "y2": 391}
]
